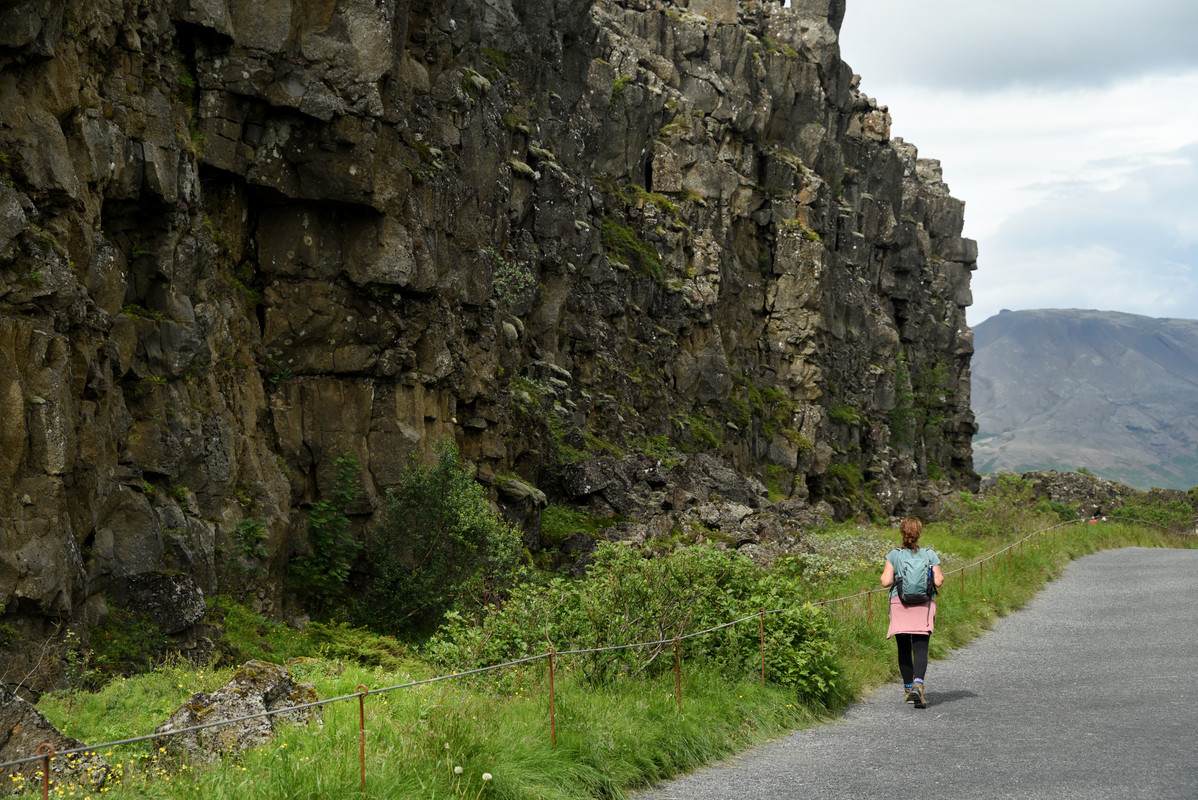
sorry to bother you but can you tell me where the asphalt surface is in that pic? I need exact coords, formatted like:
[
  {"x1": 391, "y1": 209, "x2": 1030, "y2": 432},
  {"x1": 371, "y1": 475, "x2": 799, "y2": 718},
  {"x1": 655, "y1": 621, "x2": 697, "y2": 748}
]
[{"x1": 635, "y1": 547, "x2": 1198, "y2": 800}]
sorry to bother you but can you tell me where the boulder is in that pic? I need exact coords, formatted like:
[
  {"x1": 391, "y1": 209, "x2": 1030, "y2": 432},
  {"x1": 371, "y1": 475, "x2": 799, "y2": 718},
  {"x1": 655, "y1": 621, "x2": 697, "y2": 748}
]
[
  {"x1": 0, "y1": 686, "x2": 110, "y2": 792},
  {"x1": 561, "y1": 458, "x2": 624, "y2": 499},
  {"x1": 152, "y1": 660, "x2": 320, "y2": 763},
  {"x1": 109, "y1": 572, "x2": 206, "y2": 635}
]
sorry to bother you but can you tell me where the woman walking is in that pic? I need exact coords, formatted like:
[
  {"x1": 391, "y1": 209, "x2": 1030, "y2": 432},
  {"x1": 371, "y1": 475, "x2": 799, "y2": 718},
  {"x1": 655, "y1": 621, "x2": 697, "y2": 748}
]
[{"x1": 880, "y1": 518, "x2": 944, "y2": 708}]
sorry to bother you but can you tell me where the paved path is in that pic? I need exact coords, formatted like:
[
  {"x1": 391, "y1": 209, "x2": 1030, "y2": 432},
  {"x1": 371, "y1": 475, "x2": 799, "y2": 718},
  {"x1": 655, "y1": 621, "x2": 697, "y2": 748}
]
[{"x1": 635, "y1": 547, "x2": 1198, "y2": 800}]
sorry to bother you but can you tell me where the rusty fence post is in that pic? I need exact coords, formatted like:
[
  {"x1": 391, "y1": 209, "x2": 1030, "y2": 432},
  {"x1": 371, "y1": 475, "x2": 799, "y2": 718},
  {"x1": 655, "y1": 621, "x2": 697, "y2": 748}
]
[
  {"x1": 37, "y1": 742, "x2": 55, "y2": 800},
  {"x1": 356, "y1": 685, "x2": 369, "y2": 792},
  {"x1": 759, "y1": 610, "x2": 766, "y2": 685},
  {"x1": 673, "y1": 639, "x2": 682, "y2": 711},
  {"x1": 548, "y1": 648, "x2": 557, "y2": 747}
]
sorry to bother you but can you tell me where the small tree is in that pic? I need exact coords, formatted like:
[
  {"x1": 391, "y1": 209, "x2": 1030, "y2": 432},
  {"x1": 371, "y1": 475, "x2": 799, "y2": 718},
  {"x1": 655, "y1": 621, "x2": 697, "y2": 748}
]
[
  {"x1": 291, "y1": 452, "x2": 363, "y2": 611},
  {"x1": 357, "y1": 442, "x2": 521, "y2": 635}
]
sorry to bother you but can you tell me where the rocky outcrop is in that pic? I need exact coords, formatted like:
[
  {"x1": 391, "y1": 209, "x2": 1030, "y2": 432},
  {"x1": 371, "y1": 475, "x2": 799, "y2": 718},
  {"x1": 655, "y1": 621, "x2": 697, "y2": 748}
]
[
  {"x1": 0, "y1": 687, "x2": 111, "y2": 793},
  {"x1": 152, "y1": 659, "x2": 319, "y2": 762},
  {"x1": 0, "y1": 0, "x2": 976, "y2": 645},
  {"x1": 553, "y1": 453, "x2": 823, "y2": 570},
  {"x1": 1015, "y1": 470, "x2": 1145, "y2": 520}
]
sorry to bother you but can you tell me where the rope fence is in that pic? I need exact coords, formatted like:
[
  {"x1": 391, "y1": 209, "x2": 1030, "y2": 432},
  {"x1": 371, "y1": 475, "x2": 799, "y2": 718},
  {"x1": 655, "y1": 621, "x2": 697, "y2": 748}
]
[{"x1": 5, "y1": 514, "x2": 1193, "y2": 795}]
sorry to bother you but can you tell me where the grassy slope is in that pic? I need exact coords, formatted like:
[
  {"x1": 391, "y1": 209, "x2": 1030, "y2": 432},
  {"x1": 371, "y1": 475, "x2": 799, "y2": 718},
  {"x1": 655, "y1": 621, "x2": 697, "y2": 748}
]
[{"x1": 29, "y1": 520, "x2": 1194, "y2": 799}]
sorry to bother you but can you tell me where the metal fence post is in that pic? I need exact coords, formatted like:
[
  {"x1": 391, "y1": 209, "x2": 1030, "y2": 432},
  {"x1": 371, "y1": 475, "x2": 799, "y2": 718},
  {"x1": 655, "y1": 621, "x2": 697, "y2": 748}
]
[
  {"x1": 37, "y1": 742, "x2": 54, "y2": 800},
  {"x1": 759, "y1": 609, "x2": 766, "y2": 685},
  {"x1": 548, "y1": 648, "x2": 557, "y2": 747},
  {"x1": 356, "y1": 685, "x2": 369, "y2": 792},
  {"x1": 673, "y1": 638, "x2": 682, "y2": 711}
]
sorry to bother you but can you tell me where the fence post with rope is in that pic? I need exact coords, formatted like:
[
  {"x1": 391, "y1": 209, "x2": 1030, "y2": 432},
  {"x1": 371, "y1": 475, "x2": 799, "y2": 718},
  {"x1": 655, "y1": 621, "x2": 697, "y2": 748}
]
[
  {"x1": 36, "y1": 743, "x2": 54, "y2": 800},
  {"x1": 548, "y1": 648, "x2": 557, "y2": 748},
  {"x1": 356, "y1": 685, "x2": 368, "y2": 791}
]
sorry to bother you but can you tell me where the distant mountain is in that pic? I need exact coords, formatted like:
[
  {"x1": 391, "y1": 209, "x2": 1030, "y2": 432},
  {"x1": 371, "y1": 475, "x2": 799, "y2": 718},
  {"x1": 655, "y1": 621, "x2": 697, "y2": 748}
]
[{"x1": 971, "y1": 309, "x2": 1198, "y2": 490}]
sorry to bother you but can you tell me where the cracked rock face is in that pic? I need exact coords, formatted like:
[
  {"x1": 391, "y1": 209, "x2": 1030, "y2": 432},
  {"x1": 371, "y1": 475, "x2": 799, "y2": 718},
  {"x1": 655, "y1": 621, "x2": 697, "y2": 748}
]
[{"x1": 0, "y1": 0, "x2": 975, "y2": 637}]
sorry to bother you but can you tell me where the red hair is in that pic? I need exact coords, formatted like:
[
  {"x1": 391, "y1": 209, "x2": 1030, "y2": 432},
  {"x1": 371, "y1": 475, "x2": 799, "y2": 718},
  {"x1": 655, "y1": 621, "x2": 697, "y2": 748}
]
[{"x1": 900, "y1": 518, "x2": 923, "y2": 552}]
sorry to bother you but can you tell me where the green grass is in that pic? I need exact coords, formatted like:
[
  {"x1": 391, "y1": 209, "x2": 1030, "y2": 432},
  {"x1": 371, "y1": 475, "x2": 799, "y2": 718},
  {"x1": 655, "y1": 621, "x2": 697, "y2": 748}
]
[
  {"x1": 540, "y1": 505, "x2": 622, "y2": 546},
  {"x1": 38, "y1": 660, "x2": 814, "y2": 799},
  {"x1": 30, "y1": 515, "x2": 1196, "y2": 799}
]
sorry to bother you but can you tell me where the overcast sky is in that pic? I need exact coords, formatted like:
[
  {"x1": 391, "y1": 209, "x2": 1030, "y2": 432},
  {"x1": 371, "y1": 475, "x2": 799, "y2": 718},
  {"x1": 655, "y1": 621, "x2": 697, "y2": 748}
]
[{"x1": 835, "y1": 0, "x2": 1198, "y2": 327}]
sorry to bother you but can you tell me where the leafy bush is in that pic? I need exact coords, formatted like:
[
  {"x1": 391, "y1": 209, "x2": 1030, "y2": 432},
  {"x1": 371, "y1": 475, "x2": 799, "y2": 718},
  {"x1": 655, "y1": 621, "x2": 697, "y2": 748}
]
[
  {"x1": 773, "y1": 528, "x2": 892, "y2": 584},
  {"x1": 426, "y1": 544, "x2": 842, "y2": 703},
  {"x1": 87, "y1": 605, "x2": 170, "y2": 687},
  {"x1": 291, "y1": 452, "x2": 363, "y2": 610},
  {"x1": 1035, "y1": 499, "x2": 1079, "y2": 522},
  {"x1": 943, "y1": 474, "x2": 1053, "y2": 537},
  {"x1": 356, "y1": 442, "x2": 521, "y2": 635},
  {"x1": 1110, "y1": 494, "x2": 1195, "y2": 531},
  {"x1": 487, "y1": 246, "x2": 537, "y2": 308}
]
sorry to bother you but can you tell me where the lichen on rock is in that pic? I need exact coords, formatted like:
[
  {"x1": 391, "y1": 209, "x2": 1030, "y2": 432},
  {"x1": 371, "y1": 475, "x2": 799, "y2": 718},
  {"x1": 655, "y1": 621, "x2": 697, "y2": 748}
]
[{"x1": 152, "y1": 660, "x2": 320, "y2": 763}]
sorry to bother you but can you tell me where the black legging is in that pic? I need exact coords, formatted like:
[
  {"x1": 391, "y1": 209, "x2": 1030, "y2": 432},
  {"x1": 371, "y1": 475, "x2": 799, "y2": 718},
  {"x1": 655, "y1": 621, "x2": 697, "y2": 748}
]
[{"x1": 895, "y1": 633, "x2": 930, "y2": 684}]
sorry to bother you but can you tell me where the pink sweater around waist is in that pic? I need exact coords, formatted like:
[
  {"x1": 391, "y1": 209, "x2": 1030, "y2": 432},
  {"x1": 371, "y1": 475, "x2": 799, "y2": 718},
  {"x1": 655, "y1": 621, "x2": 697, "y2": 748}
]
[{"x1": 886, "y1": 596, "x2": 936, "y2": 637}]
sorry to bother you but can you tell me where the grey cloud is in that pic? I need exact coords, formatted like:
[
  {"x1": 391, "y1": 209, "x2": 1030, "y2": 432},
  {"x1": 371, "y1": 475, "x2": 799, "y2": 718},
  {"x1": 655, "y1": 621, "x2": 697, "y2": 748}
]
[
  {"x1": 973, "y1": 143, "x2": 1198, "y2": 321},
  {"x1": 840, "y1": 0, "x2": 1198, "y2": 90},
  {"x1": 993, "y1": 143, "x2": 1198, "y2": 249}
]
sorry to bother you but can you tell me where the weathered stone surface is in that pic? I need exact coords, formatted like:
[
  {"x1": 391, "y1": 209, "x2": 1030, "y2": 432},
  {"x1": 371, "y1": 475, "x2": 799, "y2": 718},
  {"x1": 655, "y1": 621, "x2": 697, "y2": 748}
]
[
  {"x1": 109, "y1": 572, "x2": 206, "y2": 634},
  {"x1": 1015, "y1": 471, "x2": 1138, "y2": 519},
  {"x1": 152, "y1": 660, "x2": 320, "y2": 763},
  {"x1": 0, "y1": 0, "x2": 977, "y2": 645},
  {"x1": 0, "y1": 687, "x2": 111, "y2": 792},
  {"x1": 562, "y1": 458, "x2": 625, "y2": 499}
]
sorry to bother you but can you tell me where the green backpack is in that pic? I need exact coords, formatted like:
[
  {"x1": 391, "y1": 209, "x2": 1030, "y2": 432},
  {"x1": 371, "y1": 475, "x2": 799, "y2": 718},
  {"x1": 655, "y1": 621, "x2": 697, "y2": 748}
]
[{"x1": 892, "y1": 548, "x2": 937, "y2": 606}]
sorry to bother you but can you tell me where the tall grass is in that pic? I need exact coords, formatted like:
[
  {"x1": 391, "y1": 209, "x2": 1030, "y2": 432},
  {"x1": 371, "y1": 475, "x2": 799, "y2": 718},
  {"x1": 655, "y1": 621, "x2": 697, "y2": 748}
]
[{"x1": 28, "y1": 515, "x2": 1195, "y2": 799}]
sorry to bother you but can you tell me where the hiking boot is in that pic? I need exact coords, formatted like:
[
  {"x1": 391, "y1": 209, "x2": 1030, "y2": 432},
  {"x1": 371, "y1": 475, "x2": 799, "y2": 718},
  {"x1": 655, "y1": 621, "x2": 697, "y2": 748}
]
[
  {"x1": 904, "y1": 685, "x2": 917, "y2": 703},
  {"x1": 912, "y1": 682, "x2": 926, "y2": 708}
]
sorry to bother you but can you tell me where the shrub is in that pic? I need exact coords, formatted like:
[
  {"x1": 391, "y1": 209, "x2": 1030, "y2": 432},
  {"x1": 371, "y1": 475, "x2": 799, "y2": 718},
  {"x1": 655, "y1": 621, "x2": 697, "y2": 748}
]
[
  {"x1": 427, "y1": 544, "x2": 842, "y2": 703},
  {"x1": 87, "y1": 605, "x2": 170, "y2": 686},
  {"x1": 1035, "y1": 499, "x2": 1079, "y2": 522},
  {"x1": 943, "y1": 473, "x2": 1053, "y2": 537},
  {"x1": 1110, "y1": 494, "x2": 1195, "y2": 531},
  {"x1": 291, "y1": 452, "x2": 363, "y2": 611},
  {"x1": 356, "y1": 442, "x2": 521, "y2": 635},
  {"x1": 487, "y1": 246, "x2": 537, "y2": 308}
]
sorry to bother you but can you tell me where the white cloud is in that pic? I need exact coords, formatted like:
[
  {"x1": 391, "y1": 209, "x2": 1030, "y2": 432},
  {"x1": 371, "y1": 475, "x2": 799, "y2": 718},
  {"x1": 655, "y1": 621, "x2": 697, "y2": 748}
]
[
  {"x1": 839, "y1": 0, "x2": 1198, "y2": 90},
  {"x1": 970, "y1": 143, "x2": 1198, "y2": 322},
  {"x1": 836, "y1": 2, "x2": 1198, "y2": 327},
  {"x1": 975, "y1": 243, "x2": 1198, "y2": 322}
]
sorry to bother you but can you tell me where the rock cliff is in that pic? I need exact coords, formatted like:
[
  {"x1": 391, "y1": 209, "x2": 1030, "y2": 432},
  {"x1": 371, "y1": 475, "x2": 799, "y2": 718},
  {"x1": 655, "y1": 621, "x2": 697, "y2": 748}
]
[{"x1": 0, "y1": 0, "x2": 976, "y2": 655}]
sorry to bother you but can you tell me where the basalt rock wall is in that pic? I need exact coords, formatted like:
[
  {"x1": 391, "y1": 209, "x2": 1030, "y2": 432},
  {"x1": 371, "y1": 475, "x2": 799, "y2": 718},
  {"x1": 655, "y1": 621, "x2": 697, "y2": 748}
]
[{"x1": 0, "y1": 0, "x2": 976, "y2": 647}]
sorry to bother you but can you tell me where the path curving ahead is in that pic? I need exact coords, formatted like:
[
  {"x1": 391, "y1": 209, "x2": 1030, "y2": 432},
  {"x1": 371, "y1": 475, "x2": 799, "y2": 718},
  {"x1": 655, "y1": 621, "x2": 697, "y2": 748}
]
[{"x1": 635, "y1": 547, "x2": 1198, "y2": 800}]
